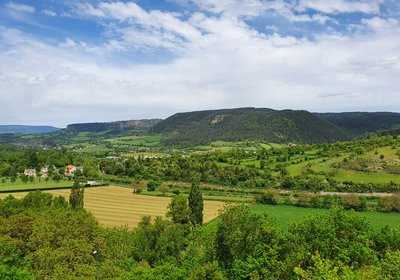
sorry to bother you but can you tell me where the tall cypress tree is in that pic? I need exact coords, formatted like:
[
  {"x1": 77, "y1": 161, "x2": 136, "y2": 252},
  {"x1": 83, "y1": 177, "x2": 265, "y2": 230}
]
[
  {"x1": 188, "y1": 181, "x2": 203, "y2": 225},
  {"x1": 69, "y1": 180, "x2": 84, "y2": 210}
]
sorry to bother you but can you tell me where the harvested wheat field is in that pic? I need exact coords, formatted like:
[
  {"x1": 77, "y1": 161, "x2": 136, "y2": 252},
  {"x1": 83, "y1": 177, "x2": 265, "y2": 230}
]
[{"x1": 0, "y1": 186, "x2": 225, "y2": 229}]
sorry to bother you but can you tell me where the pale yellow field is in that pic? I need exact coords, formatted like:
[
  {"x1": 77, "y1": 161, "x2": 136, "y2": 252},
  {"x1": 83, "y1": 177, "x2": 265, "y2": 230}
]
[{"x1": 0, "y1": 186, "x2": 225, "y2": 229}]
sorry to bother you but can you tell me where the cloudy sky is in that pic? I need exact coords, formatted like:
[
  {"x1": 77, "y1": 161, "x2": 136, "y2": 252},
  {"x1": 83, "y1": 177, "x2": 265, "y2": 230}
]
[{"x1": 1, "y1": 0, "x2": 400, "y2": 127}]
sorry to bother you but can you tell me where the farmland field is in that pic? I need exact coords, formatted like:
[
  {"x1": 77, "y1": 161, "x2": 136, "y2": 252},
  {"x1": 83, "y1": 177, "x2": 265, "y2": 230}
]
[
  {"x1": 0, "y1": 179, "x2": 72, "y2": 193},
  {"x1": 249, "y1": 204, "x2": 400, "y2": 229},
  {"x1": 0, "y1": 186, "x2": 225, "y2": 229}
]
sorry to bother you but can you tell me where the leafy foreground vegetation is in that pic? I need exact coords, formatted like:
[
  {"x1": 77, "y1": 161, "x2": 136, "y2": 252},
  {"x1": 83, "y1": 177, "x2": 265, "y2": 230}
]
[{"x1": 1, "y1": 191, "x2": 400, "y2": 279}]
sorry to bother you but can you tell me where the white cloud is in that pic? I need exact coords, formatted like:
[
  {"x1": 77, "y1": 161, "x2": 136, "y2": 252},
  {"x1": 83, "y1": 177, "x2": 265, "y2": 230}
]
[
  {"x1": 6, "y1": 2, "x2": 35, "y2": 13},
  {"x1": 361, "y1": 16, "x2": 399, "y2": 30},
  {"x1": 297, "y1": 0, "x2": 383, "y2": 14},
  {"x1": 1, "y1": 1, "x2": 400, "y2": 126},
  {"x1": 284, "y1": 12, "x2": 334, "y2": 24},
  {"x1": 42, "y1": 9, "x2": 57, "y2": 17},
  {"x1": 189, "y1": 0, "x2": 268, "y2": 17},
  {"x1": 59, "y1": 37, "x2": 78, "y2": 48},
  {"x1": 72, "y1": 1, "x2": 202, "y2": 52}
]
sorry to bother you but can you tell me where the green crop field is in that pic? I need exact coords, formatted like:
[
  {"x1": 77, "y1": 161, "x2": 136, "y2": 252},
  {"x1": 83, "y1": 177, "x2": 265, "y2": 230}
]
[
  {"x1": 249, "y1": 204, "x2": 400, "y2": 229},
  {"x1": 105, "y1": 135, "x2": 162, "y2": 147},
  {"x1": 74, "y1": 144, "x2": 113, "y2": 153},
  {"x1": 0, "y1": 179, "x2": 72, "y2": 193}
]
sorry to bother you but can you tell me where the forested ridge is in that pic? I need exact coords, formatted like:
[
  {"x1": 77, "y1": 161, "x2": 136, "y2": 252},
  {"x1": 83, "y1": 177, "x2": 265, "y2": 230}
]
[
  {"x1": 152, "y1": 108, "x2": 400, "y2": 145},
  {"x1": 3, "y1": 108, "x2": 400, "y2": 147}
]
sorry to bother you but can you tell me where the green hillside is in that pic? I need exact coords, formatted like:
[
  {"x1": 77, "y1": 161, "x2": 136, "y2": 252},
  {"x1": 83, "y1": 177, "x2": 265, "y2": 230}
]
[
  {"x1": 0, "y1": 125, "x2": 60, "y2": 134},
  {"x1": 152, "y1": 108, "x2": 351, "y2": 145},
  {"x1": 316, "y1": 112, "x2": 400, "y2": 136}
]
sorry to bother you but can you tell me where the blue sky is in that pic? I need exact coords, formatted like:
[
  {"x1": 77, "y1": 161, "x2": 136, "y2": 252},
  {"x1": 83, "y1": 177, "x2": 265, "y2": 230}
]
[{"x1": 1, "y1": 0, "x2": 400, "y2": 126}]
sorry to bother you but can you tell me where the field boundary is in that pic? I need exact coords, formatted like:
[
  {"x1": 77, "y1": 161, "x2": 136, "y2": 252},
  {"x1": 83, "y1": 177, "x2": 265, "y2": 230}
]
[{"x1": 0, "y1": 184, "x2": 107, "y2": 194}]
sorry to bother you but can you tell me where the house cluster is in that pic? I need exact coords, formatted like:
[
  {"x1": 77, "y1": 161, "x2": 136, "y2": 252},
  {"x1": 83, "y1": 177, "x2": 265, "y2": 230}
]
[
  {"x1": 23, "y1": 166, "x2": 50, "y2": 178},
  {"x1": 23, "y1": 165, "x2": 84, "y2": 178},
  {"x1": 65, "y1": 165, "x2": 84, "y2": 176}
]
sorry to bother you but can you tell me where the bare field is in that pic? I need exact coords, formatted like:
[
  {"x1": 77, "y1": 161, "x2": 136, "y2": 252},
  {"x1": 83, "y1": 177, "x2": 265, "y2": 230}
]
[{"x1": 0, "y1": 186, "x2": 226, "y2": 229}]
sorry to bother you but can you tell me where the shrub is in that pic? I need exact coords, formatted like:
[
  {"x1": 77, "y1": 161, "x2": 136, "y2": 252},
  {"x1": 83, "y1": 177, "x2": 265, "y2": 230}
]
[
  {"x1": 322, "y1": 195, "x2": 338, "y2": 209},
  {"x1": 172, "y1": 189, "x2": 180, "y2": 195},
  {"x1": 309, "y1": 195, "x2": 323, "y2": 208},
  {"x1": 379, "y1": 194, "x2": 400, "y2": 212},
  {"x1": 392, "y1": 194, "x2": 400, "y2": 212},
  {"x1": 340, "y1": 194, "x2": 361, "y2": 211},
  {"x1": 297, "y1": 192, "x2": 312, "y2": 207},
  {"x1": 147, "y1": 180, "x2": 161, "y2": 192},
  {"x1": 378, "y1": 196, "x2": 393, "y2": 212},
  {"x1": 256, "y1": 191, "x2": 279, "y2": 205},
  {"x1": 282, "y1": 196, "x2": 293, "y2": 206},
  {"x1": 158, "y1": 185, "x2": 170, "y2": 196}
]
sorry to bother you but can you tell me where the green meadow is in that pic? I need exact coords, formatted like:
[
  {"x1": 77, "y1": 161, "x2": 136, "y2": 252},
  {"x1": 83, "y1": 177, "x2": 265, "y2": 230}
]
[{"x1": 249, "y1": 204, "x2": 400, "y2": 229}]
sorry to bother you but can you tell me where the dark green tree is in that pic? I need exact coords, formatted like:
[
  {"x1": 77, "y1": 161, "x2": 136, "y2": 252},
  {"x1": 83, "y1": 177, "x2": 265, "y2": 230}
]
[
  {"x1": 132, "y1": 216, "x2": 187, "y2": 266},
  {"x1": 147, "y1": 180, "x2": 160, "y2": 192},
  {"x1": 188, "y1": 181, "x2": 203, "y2": 225},
  {"x1": 166, "y1": 195, "x2": 190, "y2": 224},
  {"x1": 69, "y1": 180, "x2": 84, "y2": 210}
]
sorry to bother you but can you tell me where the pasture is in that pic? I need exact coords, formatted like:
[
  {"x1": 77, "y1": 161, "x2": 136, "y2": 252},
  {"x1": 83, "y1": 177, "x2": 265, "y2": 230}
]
[
  {"x1": 0, "y1": 186, "x2": 225, "y2": 229},
  {"x1": 249, "y1": 204, "x2": 400, "y2": 229},
  {"x1": 0, "y1": 179, "x2": 71, "y2": 193},
  {"x1": 105, "y1": 135, "x2": 162, "y2": 147}
]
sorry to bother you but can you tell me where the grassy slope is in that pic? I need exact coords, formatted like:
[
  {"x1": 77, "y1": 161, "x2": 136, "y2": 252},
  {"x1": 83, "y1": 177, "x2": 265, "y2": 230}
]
[{"x1": 284, "y1": 145, "x2": 400, "y2": 184}]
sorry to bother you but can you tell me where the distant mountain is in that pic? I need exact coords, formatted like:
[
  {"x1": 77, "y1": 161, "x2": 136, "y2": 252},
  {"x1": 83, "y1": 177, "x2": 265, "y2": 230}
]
[
  {"x1": 152, "y1": 108, "x2": 352, "y2": 145},
  {"x1": 66, "y1": 119, "x2": 162, "y2": 133},
  {"x1": 316, "y1": 112, "x2": 400, "y2": 136},
  {"x1": 0, "y1": 125, "x2": 60, "y2": 134}
]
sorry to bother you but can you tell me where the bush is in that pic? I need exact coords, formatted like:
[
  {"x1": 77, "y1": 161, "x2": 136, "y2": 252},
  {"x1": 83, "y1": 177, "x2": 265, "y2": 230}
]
[
  {"x1": 392, "y1": 194, "x2": 400, "y2": 212},
  {"x1": 158, "y1": 185, "x2": 170, "y2": 196},
  {"x1": 297, "y1": 192, "x2": 312, "y2": 207},
  {"x1": 309, "y1": 195, "x2": 323, "y2": 208},
  {"x1": 340, "y1": 194, "x2": 361, "y2": 211},
  {"x1": 378, "y1": 196, "x2": 393, "y2": 212},
  {"x1": 378, "y1": 194, "x2": 400, "y2": 212},
  {"x1": 147, "y1": 180, "x2": 161, "y2": 192},
  {"x1": 256, "y1": 191, "x2": 279, "y2": 205},
  {"x1": 172, "y1": 189, "x2": 180, "y2": 195},
  {"x1": 282, "y1": 196, "x2": 293, "y2": 206},
  {"x1": 322, "y1": 195, "x2": 339, "y2": 209}
]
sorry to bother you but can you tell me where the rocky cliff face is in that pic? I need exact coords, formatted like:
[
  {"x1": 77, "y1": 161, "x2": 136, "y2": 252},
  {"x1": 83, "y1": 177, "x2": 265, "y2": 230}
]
[{"x1": 66, "y1": 119, "x2": 162, "y2": 132}]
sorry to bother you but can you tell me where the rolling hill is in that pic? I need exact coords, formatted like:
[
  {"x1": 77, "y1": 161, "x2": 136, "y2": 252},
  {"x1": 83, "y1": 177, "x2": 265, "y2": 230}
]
[
  {"x1": 152, "y1": 108, "x2": 352, "y2": 145},
  {"x1": 316, "y1": 112, "x2": 400, "y2": 136},
  {"x1": 0, "y1": 125, "x2": 60, "y2": 134}
]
